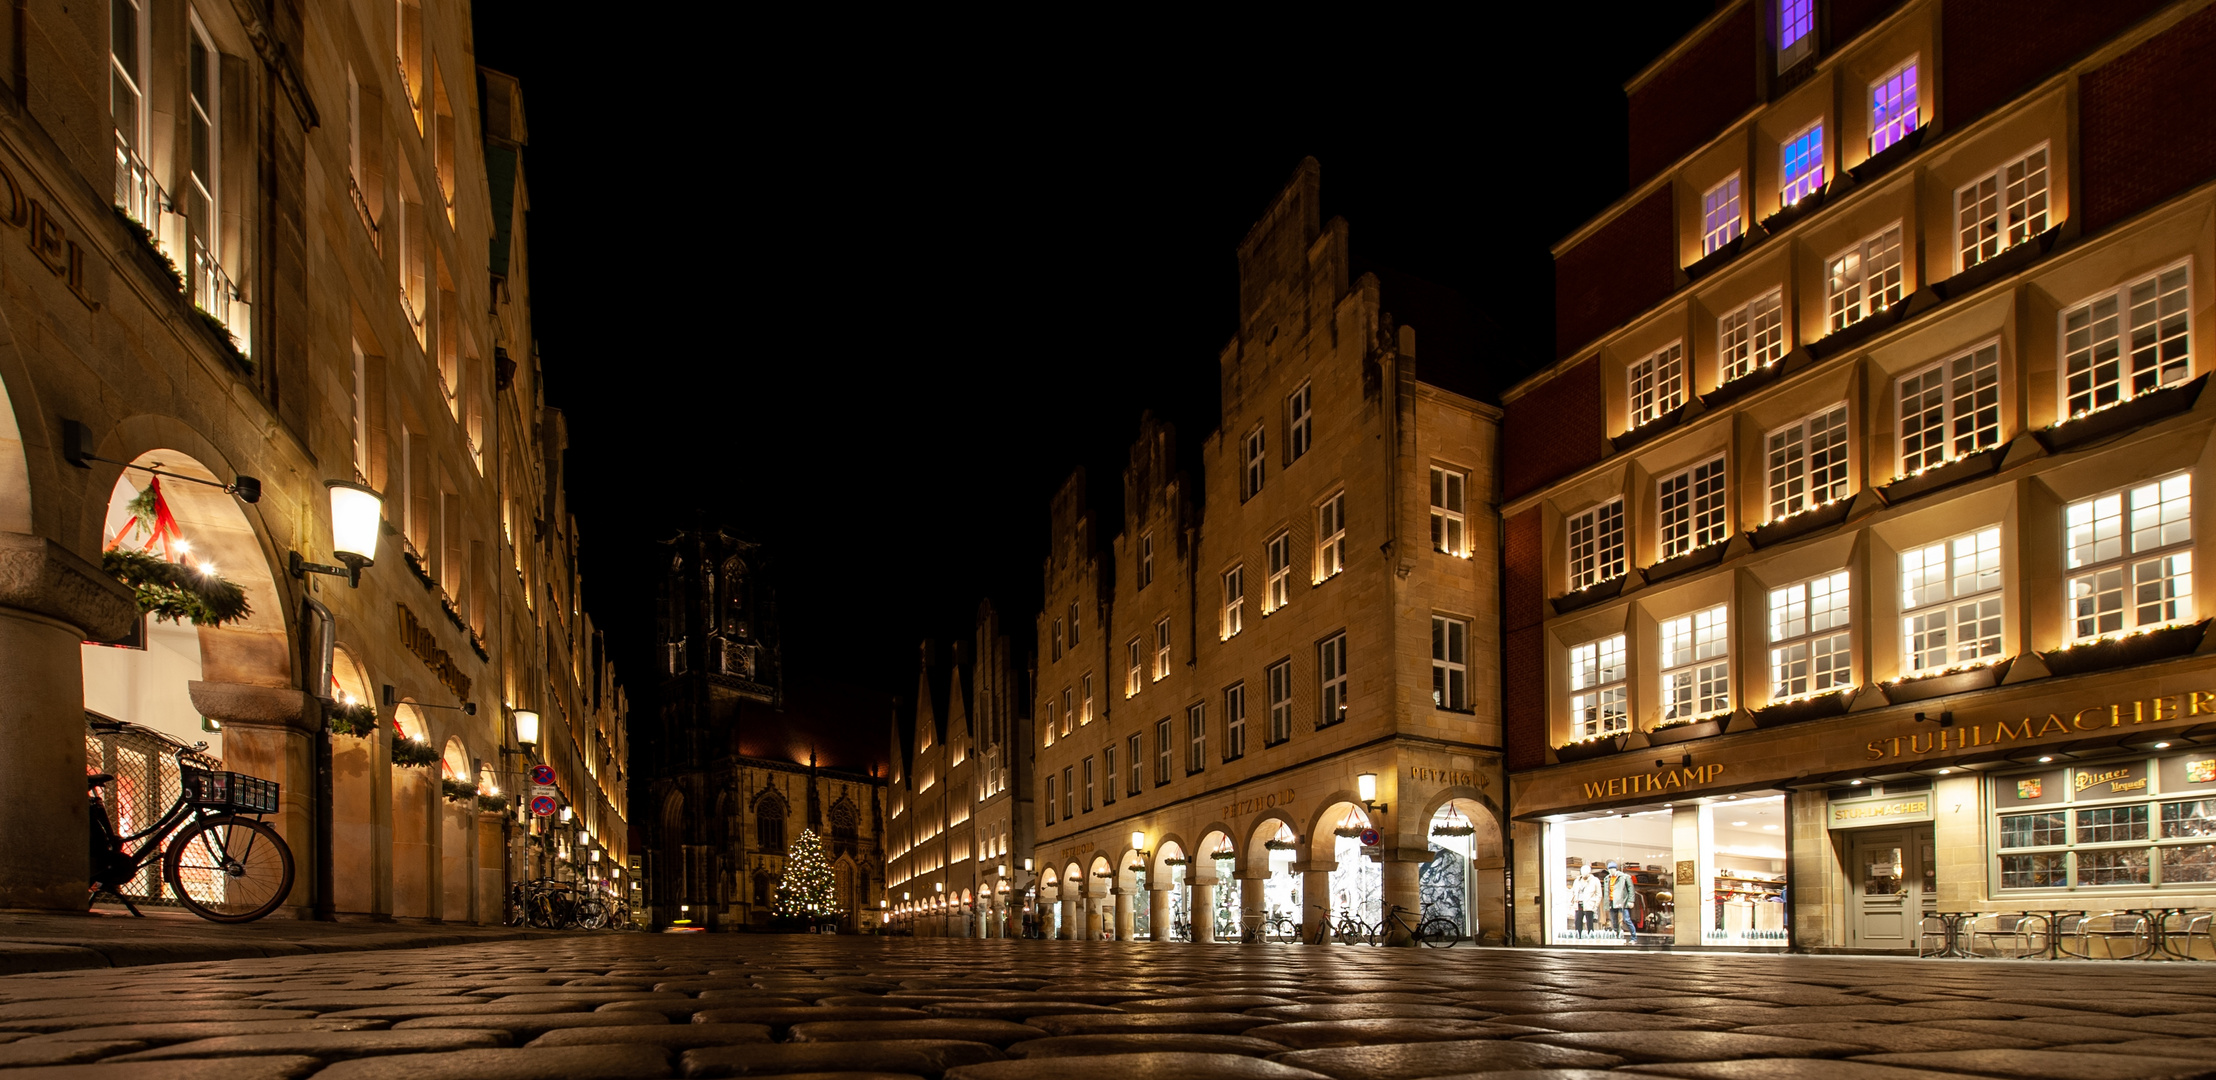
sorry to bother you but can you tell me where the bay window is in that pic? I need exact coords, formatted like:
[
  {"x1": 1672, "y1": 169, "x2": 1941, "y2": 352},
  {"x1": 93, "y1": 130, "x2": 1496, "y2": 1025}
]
[
  {"x1": 1569, "y1": 634, "x2": 1627, "y2": 739},
  {"x1": 1660, "y1": 606, "x2": 1730, "y2": 721},
  {"x1": 1898, "y1": 343, "x2": 2000, "y2": 474},
  {"x1": 1769, "y1": 571, "x2": 1853, "y2": 699},
  {"x1": 1869, "y1": 58, "x2": 1919, "y2": 153},
  {"x1": 1702, "y1": 174, "x2": 1742, "y2": 255},
  {"x1": 2066, "y1": 473, "x2": 2193, "y2": 642},
  {"x1": 1766, "y1": 404, "x2": 1849, "y2": 520},
  {"x1": 1658, "y1": 456, "x2": 1727, "y2": 559},
  {"x1": 1826, "y1": 224, "x2": 1904, "y2": 331},
  {"x1": 1720, "y1": 290, "x2": 1786, "y2": 382},
  {"x1": 1957, "y1": 146, "x2": 2049, "y2": 272},
  {"x1": 1901, "y1": 527, "x2": 2003, "y2": 675},
  {"x1": 1628, "y1": 343, "x2": 1686, "y2": 428},
  {"x1": 2062, "y1": 263, "x2": 2191, "y2": 420},
  {"x1": 1567, "y1": 498, "x2": 1626, "y2": 590}
]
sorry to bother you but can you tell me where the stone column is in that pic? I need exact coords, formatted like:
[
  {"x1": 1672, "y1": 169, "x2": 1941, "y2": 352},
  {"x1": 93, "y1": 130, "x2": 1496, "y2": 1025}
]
[
  {"x1": 1148, "y1": 884, "x2": 1172, "y2": 940},
  {"x1": 1084, "y1": 895, "x2": 1103, "y2": 940},
  {"x1": 1192, "y1": 881, "x2": 1217, "y2": 942},
  {"x1": 1378, "y1": 846, "x2": 1432, "y2": 947},
  {"x1": 1060, "y1": 895, "x2": 1079, "y2": 940},
  {"x1": 0, "y1": 534, "x2": 138, "y2": 910},
  {"x1": 1295, "y1": 860, "x2": 1335, "y2": 940},
  {"x1": 189, "y1": 680, "x2": 322, "y2": 918},
  {"x1": 1112, "y1": 888, "x2": 1134, "y2": 940},
  {"x1": 1236, "y1": 871, "x2": 1270, "y2": 941}
]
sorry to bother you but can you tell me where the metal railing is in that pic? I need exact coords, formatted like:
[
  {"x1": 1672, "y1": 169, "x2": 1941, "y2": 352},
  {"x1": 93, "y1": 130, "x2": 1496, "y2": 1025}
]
[{"x1": 114, "y1": 132, "x2": 167, "y2": 229}]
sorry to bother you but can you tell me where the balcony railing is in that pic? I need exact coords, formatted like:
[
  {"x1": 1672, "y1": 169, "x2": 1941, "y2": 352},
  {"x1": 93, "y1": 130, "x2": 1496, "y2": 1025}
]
[
  {"x1": 113, "y1": 132, "x2": 167, "y2": 229},
  {"x1": 189, "y1": 232, "x2": 251, "y2": 360}
]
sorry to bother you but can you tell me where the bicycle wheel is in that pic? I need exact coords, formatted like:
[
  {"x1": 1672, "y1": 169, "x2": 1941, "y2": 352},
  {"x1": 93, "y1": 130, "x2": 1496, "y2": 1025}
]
[
  {"x1": 1418, "y1": 916, "x2": 1461, "y2": 948},
  {"x1": 576, "y1": 899, "x2": 607, "y2": 930},
  {"x1": 163, "y1": 814, "x2": 294, "y2": 924}
]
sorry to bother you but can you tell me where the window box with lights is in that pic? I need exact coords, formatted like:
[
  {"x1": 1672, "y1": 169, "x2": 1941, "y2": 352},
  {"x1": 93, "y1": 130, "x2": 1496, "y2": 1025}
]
[
  {"x1": 1847, "y1": 124, "x2": 1926, "y2": 185},
  {"x1": 1646, "y1": 716, "x2": 1727, "y2": 746},
  {"x1": 1700, "y1": 348, "x2": 1804, "y2": 411},
  {"x1": 1554, "y1": 733, "x2": 1630, "y2": 763},
  {"x1": 1806, "y1": 296, "x2": 1915, "y2": 361},
  {"x1": 1876, "y1": 445, "x2": 2008, "y2": 507},
  {"x1": 1642, "y1": 540, "x2": 1729, "y2": 585},
  {"x1": 1758, "y1": 184, "x2": 1828, "y2": 234},
  {"x1": 2034, "y1": 374, "x2": 2208, "y2": 455},
  {"x1": 1882, "y1": 658, "x2": 2014, "y2": 705},
  {"x1": 1750, "y1": 689, "x2": 1854, "y2": 729},
  {"x1": 1551, "y1": 573, "x2": 1633, "y2": 616},
  {"x1": 1935, "y1": 226, "x2": 2063, "y2": 301},
  {"x1": 1610, "y1": 403, "x2": 1693, "y2": 455},
  {"x1": 1746, "y1": 497, "x2": 1853, "y2": 549},
  {"x1": 2037, "y1": 620, "x2": 2211, "y2": 679},
  {"x1": 1684, "y1": 233, "x2": 1747, "y2": 282}
]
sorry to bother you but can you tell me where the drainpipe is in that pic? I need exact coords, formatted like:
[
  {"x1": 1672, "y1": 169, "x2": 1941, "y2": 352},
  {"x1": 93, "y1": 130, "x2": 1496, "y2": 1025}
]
[{"x1": 303, "y1": 594, "x2": 337, "y2": 921}]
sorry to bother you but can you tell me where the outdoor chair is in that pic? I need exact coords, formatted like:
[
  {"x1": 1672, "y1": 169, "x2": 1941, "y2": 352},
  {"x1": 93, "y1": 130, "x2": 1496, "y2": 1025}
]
[
  {"x1": 2063, "y1": 910, "x2": 2150, "y2": 960},
  {"x1": 1915, "y1": 913, "x2": 1953, "y2": 957},
  {"x1": 1964, "y1": 913, "x2": 2036, "y2": 958}
]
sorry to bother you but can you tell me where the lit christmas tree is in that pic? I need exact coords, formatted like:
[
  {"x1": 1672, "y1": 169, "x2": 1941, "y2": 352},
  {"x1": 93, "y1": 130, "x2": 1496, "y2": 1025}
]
[{"x1": 774, "y1": 828, "x2": 841, "y2": 921}]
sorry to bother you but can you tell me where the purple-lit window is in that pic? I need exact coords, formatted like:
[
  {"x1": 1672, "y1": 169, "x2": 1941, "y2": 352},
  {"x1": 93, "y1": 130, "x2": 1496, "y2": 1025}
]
[
  {"x1": 1871, "y1": 60, "x2": 1918, "y2": 154},
  {"x1": 1701, "y1": 174, "x2": 1742, "y2": 256},
  {"x1": 1778, "y1": 0, "x2": 1814, "y2": 65},
  {"x1": 1782, "y1": 123, "x2": 1824, "y2": 206}
]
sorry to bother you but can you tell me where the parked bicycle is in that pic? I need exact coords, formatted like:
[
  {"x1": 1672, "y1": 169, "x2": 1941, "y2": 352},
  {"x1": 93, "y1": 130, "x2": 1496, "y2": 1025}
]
[{"x1": 87, "y1": 737, "x2": 293, "y2": 923}]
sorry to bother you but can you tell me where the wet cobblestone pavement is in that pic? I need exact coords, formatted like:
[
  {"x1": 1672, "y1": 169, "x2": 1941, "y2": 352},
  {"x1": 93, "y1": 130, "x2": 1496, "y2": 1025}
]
[{"x1": 0, "y1": 937, "x2": 2210, "y2": 1077}]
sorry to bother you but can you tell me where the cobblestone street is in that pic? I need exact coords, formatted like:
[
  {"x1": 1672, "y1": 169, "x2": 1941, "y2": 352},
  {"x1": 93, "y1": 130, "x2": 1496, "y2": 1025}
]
[{"x1": 0, "y1": 937, "x2": 2209, "y2": 1078}]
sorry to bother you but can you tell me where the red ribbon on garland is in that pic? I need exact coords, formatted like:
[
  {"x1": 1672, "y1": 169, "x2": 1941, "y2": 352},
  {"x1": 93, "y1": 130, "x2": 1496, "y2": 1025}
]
[{"x1": 107, "y1": 476, "x2": 187, "y2": 560}]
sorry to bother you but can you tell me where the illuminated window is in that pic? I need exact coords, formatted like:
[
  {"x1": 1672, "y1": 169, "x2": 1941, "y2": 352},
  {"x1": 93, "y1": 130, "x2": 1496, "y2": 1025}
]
[
  {"x1": 1567, "y1": 499, "x2": 1626, "y2": 590},
  {"x1": 1826, "y1": 224, "x2": 1904, "y2": 331},
  {"x1": 1243, "y1": 424, "x2": 1266, "y2": 500},
  {"x1": 1125, "y1": 638, "x2": 1142, "y2": 698},
  {"x1": 1902, "y1": 527, "x2": 2003, "y2": 674},
  {"x1": 1720, "y1": 290, "x2": 1786, "y2": 382},
  {"x1": 1660, "y1": 607, "x2": 1730, "y2": 720},
  {"x1": 1766, "y1": 404, "x2": 1850, "y2": 520},
  {"x1": 1080, "y1": 674, "x2": 1093, "y2": 725},
  {"x1": 1154, "y1": 616, "x2": 1172, "y2": 680},
  {"x1": 1957, "y1": 147, "x2": 2050, "y2": 272},
  {"x1": 1628, "y1": 343, "x2": 1685, "y2": 428},
  {"x1": 1778, "y1": 0, "x2": 1814, "y2": 67},
  {"x1": 1701, "y1": 174, "x2": 1742, "y2": 255},
  {"x1": 1569, "y1": 635, "x2": 1627, "y2": 739},
  {"x1": 1898, "y1": 343, "x2": 2000, "y2": 474},
  {"x1": 1431, "y1": 616, "x2": 1467, "y2": 710},
  {"x1": 1126, "y1": 733, "x2": 1141, "y2": 795},
  {"x1": 185, "y1": 15, "x2": 219, "y2": 233},
  {"x1": 1265, "y1": 532, "x2": 1292, "y2": 612},
  {"x1": 1154, "y1": 718, "x2": 1172, "y2": 785},
  {"x1": 1221, "y1": 565, "x2": 1245, "y2": 639},
  {"x1": 1139, "y1": 532, "x2": 1154, "y2": 589},
  {"x1": 1224, "y1": 682, "x2": 1247, "y2": 761},
  {"x1": 1658, "y1": 455, "x2": 1727, "y2": 559},
  {"x1": 1769, "y1": 570, "x2": 1853, "y2": 699},
  {"x1": 1869, "y1": 59, "x2": 1919, "y2": 154},
  {"x1": 1267, "y1": 658, "x2": 1293, "y2": 745},
  {"x1": 111, "y1": 0, "x2": 146, "y2": 157},
  {"x1": 1782, "y1": 122, "x2": 1824, "y2": 206},
  {"x1": 1318, "y1": 632, "x2": 1348, "y2": 728},
  {"x1": 2062, "y1": 263, "x2": 2191, "y2": 419},
  {"x1": 1288, "y1": 382, "x2": 1313, "y2": 461},
  {"x1": 1061, "y1": 766, "x2": 1073, "y2": 820},
  {"x1": 1186, "y1": 702, "x2": 1206, "y2": 774},
  {"x1": 1316, "y1": 493, "x2": 1346, "y2": 581},
  {"x1": 1060, "y1": 687, "x2": 1073, "y2": 737},
  {"x1": 2066, "y1": 473, "x2": 2192, "y2": 642},
  {"x1": 1101, "y1": 745, "x2": 1115, "y2": 805},
  {"x1": 1430, "y1": 467, "x2": 1467, "y2": 555}
]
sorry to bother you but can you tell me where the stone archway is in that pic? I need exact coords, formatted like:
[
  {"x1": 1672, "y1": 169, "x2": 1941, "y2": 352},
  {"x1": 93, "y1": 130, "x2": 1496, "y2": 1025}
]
[
  {"x1": 1192, "y1": 827, "x2": 1234, "y2": 942},
  {"x1": 1085, "y1": 855, "x2": 1114, "y2": 940},
  {"x1": 0, "y1": 363, "x2": 29, "y2": 534},
  {"x1": 328, "y1": 645, "x2": 390, "y2": 916},
  {"x1": 438, "y1": 736, "x2": 474, "y2": 920},
  {"x1": 1416, "y1": 787, "x2": 1506, "y2": 943},
  {"x1": 1312, "y1": 799, "x2": 1380, "y2": 933},
  {"x1": 1244, "y1": 816, "x2": 1302, "y2": 940}
]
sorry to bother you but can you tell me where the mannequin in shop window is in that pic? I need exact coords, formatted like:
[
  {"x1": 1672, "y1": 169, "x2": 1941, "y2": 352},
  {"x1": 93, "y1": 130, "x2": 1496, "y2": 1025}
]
[
  {"x1": 1570, "y1": 863, "x2": 1601, "y2": 936},
  {"x1": 1604, "y1": 861, "x2": 1636, "y2": 941}
]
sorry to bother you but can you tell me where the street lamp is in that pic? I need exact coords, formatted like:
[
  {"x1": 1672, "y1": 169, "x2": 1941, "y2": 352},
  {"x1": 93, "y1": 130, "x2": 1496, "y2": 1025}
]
[
  {"x1": 514, "y1": 710, "x2": 540, "y2": 748},
  {"x1": 1356, "y1": 772, "x2": 1388, "y2": 815},
  {"x1": 290, "y1": 480, "x2": 384, "y2": 587}
]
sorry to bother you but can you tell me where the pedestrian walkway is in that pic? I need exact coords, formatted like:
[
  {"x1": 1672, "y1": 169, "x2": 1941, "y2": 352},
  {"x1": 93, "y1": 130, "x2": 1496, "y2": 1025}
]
[
  {"x1": 0, "y1": 908, "x2": 549, "y2": 974},
  {"x1": 0, "y1": 936, "x2": 2210, "y2": 1076}
]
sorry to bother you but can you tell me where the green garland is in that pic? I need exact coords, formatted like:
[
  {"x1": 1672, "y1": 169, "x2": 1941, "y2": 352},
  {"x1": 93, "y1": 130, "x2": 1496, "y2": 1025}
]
[
  {"x1": 390, "y1": 735, "x2": 440, "y2": 768},
  {"x1": 440, "y1": 777, "x2": 479, "y2": 802},
  {"x1": 476, "y1": 793, "x2": 510, "y2": 815},
  {"x1": 103, "y1": 548, "x2": 251, "y2": 627},
  {"x1": 325, "y1": 700, "x2": 380, "y2": 738}
]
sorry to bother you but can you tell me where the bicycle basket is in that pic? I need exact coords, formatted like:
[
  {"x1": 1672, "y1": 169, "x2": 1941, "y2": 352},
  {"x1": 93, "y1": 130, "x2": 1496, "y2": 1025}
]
[{"x1": 180, "y1": 766, "x2": 281, "y2": 813}]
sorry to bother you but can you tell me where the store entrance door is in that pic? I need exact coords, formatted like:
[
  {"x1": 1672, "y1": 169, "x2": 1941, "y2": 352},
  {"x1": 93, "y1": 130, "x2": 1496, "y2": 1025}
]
[{"x1": 1847, "y1": 827, "x2": 1934, "y2": 949}]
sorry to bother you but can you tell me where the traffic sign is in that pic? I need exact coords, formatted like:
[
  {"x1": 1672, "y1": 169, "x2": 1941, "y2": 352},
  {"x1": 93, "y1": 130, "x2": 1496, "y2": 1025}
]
[
  {"x1": 528, "y1": 764, "x2": 555, "y2": 786},
  {"x1": 530, "y1": 794, "x2": 557, "y2": 817},
  {"x1": 1359, "y1": 828, "x2": 1381, "y2": 847}
]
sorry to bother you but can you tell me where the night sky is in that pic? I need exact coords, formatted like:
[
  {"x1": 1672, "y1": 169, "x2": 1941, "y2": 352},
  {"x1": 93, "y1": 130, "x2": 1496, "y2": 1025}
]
[{"x1": 468, "y1": 10, "x2": 1715, "y2": 767}]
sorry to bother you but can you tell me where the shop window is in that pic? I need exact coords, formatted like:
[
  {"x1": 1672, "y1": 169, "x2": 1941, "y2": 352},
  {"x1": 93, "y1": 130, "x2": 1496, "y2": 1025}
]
[
  {"x1": 1659, "y1": 606, "x2": 1730, "y2": 721},
  {"x1": 1766, "y1": 404, "x2": 1849, "y2": 521},
  {"x1": 2065, "y1": 473, "x2": 2192, "y2": 642},
  {"x1": 1782, "y1": 121, "x2": 1824, "y2": 206},
  {"x1": 1628, "y1": 343, "x2": 1685, "y2": 428},
  {"x1": 1154, "y1": 718, "x2": 1172, "y2": 785},
  {"x1": 1869, "y1": 58, "x2": 1919, "y2": 154},
  {"x1": 1266, "y1": 531, "x2": 1292, "y2": 612},
  {"x1": 1957, "y1": 146, "x2": 2050, "y2": 272},
  {"x1": 1154, "y1": 617, "x2": 1172, "y2": 680},
  {"x1": 1768, "y1": 570, "x2": 1852, "y2": 699},
  {"x1": 1432, "y1": 616, "x2": 1468, "y2": 710},
  {"x1": 1318, "y1": 632, "x2": 1348, "y2": 727},
  {"x1": 1702, "y1": 174, "x2": 1742, "y2": 256},
  {"x1": 1720, "y1": 290, "x2": 1787, "y2": 382},
  {"x1": 1658, "y1": 456, "x2": 1727, "y2": 559},
  {"x1": 1569, "y1": 634, "x2": 1627, "y2": 739},
  {"x1": 1898, "y1": 343, "x2": 2001, "y2": 474},
  {"x1": 1223, "y1": 682, "x2": 1246, "y2": 761},
  {"x1": 1243, "y1": 424, "x2": 1266, "y2": 500},
  {"x1": 1567, "y1": 498, "x2": 1627, "y2": 590},
  {"x1": 1222, "y1": 565, "x2": 1245, "y2": 640},
  {"x1": 1185, "y1": 703, "x2": 1206, "y2": 774},
  {"x1": 1430, "y1": 467, "x2": 1467, "y2": 555},
  {"x1": 1826, "y1": 224, "x2": 1904, "y2": 331},
  {"x1": 1266, "y1": 658, "x2": 1293, "y2": 745},
  {"x1": 1901, "y1": 526, "x2": 2003, "y2": 675},
  {"x1": 2062, "y1": 263, "x2": 2191, "y2": 419},
  {"x1": 1316, "y1": 493, "x2": 1347, "y2": 582},
  {"x1": 1994, "y1": 757, "x2": 2216, "y2": 891}
]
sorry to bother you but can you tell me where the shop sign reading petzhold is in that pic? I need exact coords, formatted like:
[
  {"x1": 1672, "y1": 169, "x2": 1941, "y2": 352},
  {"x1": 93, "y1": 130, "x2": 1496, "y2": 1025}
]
[
  {"x1": 1863, "y1": 691, "x2": 2216, "y2": 761},
  {"x1": 1223, "y1": 788, "x2": 1297, "y2": 818},
  {"x1": 1580, "y1": 763, "x2": 1725, "y2": 800}
]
